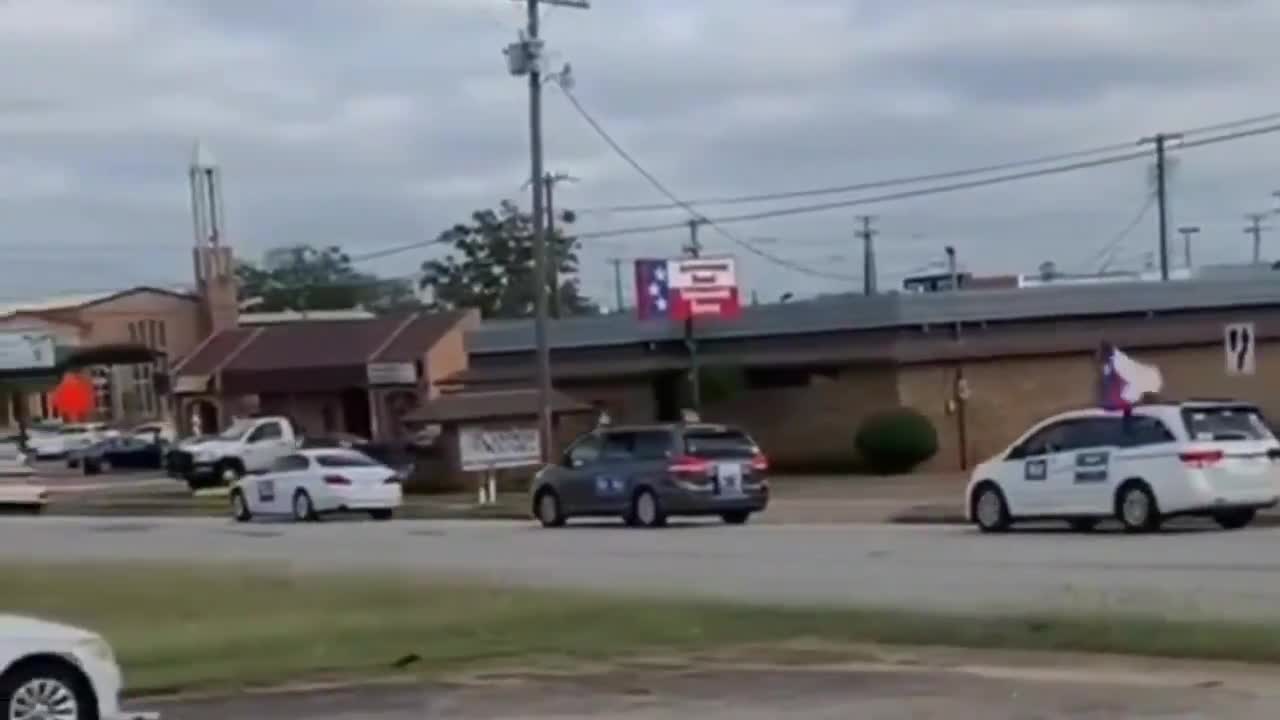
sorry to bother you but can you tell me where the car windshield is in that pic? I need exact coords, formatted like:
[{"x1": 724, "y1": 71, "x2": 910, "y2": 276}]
[
  {"x1": 218, "y1": 419, "x2": 256, "y2": 441},
  {"x1": 1182, "y1": 406, "x2": 1274, "y2": 442},
  {"x1": 683, "y1": 428, "x2": 758, "y2": 458},
  {"x1": 315, "y1": 452, "x2": 381, "y2": 468}
]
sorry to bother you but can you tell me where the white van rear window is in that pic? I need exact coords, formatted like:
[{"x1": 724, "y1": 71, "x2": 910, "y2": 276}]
[{"x1": 1182, "y1": 407, "x2": 1273, "y2": 442}]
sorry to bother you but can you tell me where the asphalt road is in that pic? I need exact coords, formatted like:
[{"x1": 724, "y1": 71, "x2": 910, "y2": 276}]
[
  {"x1": 4, "y1": 516, "x2": 1280, "y2": 619},
  {"x1": 148, "y1": 661, "x2": 1280, "y2": 719}
]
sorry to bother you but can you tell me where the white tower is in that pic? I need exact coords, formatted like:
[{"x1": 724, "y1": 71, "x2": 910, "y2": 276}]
[
  {"x1": 189, "y1": 141, "x2": 226, "y2": 246},
  {"x1": 188, "y1": 140, "x2": 238, "y2": 335}
]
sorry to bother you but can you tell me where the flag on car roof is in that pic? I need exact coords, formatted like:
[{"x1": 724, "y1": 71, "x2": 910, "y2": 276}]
[{"x1": 1099, "y1": 343, "x2": 1163, "y2": 410}]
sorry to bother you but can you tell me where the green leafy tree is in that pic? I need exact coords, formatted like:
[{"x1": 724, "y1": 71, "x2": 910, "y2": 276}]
[
  {"x1": 421, "y1": 200, "x2": 598, "y2": 319},
  {"x1": 237, "y1": 244, "x2": 420, "y2": 314}
]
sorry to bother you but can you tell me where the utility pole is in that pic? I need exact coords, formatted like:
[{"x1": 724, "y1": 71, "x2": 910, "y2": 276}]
[
  {"x1": 542, "y1": 171, "x2": 578, "y2": 318},
  {"x1": 608, "y1": 258, "x2": 625, "y2": 313},
  {"x1": 856, "y1": 215, "x2": 878, "y2": 295},
  {"x1": 684, "y1": 219, "x2": 705, "y2": 414},
  {"x1": 1245, "y1": 213, "x2": 1271, "y2": 264},
  {"x1": 1176, "y1": 225, "x2": 1200, "y2": 269},
  {"x1": 1139, "y1": 132, "x2": 1182, "y2": 281},
  {"x1": 505, "y1": 0, "x2": 589, "y2": 461}
]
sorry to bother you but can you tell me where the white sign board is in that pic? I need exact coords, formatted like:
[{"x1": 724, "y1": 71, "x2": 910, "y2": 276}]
[
  {"x1": 366, "y1": 362, "x2": 417, "y2": 386},
  {"x1": 0, "y1": 332, "x2": 56, "y2": 371},
  {"x1": 668, "y1": 256, "x2": 737, "y2": 290},
  {"x1": 459, "y1": 427, "x2": 542, "y2": 471},
  {"x1": 1224, "y1": 322, "x2": 1256, "y2": 376}
]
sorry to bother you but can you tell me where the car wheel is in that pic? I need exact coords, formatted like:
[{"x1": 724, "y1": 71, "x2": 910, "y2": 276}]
[
  {"x1": 1214, "y1": 508, "x2": 1256, "y2": 530},
  {"x1": 721, "y1": 510, "x2": 751, "y2": 525},
  {"x1": 292, "y1": 490, "x2": 318, "y2": 522},
  {"x1": 0, "y1": 658, "x2": 96, "y2": 720},
  {"x1": 1116, "y1": 482, "x2": 1162, "y2": 533},
  {"x1": 369, "y1": 509, "x2": 394, "y2": 521},
  {"x1": 972, "y1": 482, "x2": 1011, "y2": 533},
  {"x1": 1068, "y1": 518, "x2": 1099, "y2": 533},
  {"x1": 534, "y1": 489, "x2": 565, "y2": 528},
  {"x1": 230, "y1": 490, "x2": 252, "y2": 523},
  {"x1": 630, "y1": 488, "x2": 667, "y2": 529},
  {"x1": 216, "y1": 461, "x2": 242, "y2": 486}
]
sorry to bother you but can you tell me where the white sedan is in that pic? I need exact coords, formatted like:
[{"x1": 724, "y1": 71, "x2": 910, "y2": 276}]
[
  {"x1": 230, "y1": 449, "x2": 403, "y2": 522},
  {"x1": 0, "y1": 614, "x2": 157, "y2": 720}
]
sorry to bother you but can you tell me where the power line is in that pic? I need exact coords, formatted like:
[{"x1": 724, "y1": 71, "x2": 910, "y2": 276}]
[
  {"x1": 1089, "y1": 194, "x2": 1156, "y2": 273},
  {"x1": 573, "y1": 120, "x2": 1280, "y2": 243},
  {"x1": 556, "y1": 82, "x2": 859, "y2": 282},
  {"x1": 576, "y1": 110, "x2": 1280, "y2": 215}
]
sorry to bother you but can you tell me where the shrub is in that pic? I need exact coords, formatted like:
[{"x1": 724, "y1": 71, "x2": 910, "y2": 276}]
[{"x1": 854, "y1": 408, "x2": 938, "y2": 474}]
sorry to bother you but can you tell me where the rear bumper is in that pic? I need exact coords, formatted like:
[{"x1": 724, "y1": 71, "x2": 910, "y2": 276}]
[{"x1": 315, "y1": 486, "x2": 404, "y2": 512}]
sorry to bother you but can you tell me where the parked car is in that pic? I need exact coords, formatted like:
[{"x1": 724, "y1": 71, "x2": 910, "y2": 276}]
[
  {"x1": 0, "y1": 614, "x2": 157, "y2": 719},
  {"x1": 229, "y1": 448, "x2": 402, "y2": 522},
  {"x1": 77, "y1": 425, "x2": 173, "y2": 475},
  {"x1": 530, "y1": 422, "x2": 770, "y2": 528},
  {"x1": 0, "y1": 440, "x2": 32, "y2": 478},
  {"x1": 166, "y1": 416, "x2": 301, "y2": 489},
  {"x1": 966, "y1": 400, "x2": 1280, "y2": 534}
]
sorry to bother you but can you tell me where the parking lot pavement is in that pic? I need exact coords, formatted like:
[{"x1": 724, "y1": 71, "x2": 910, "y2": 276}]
[
  {"x1": 150, "y1": 663, "x2": 1280, "y2": 719},
  {"x1": 6, "y1": 517, "x2": 1280, "y2": 619}
]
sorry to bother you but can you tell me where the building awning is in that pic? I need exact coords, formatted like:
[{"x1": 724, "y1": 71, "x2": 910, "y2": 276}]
[{"x1": 402, "y1": 389, "x2": 593, "y2": 425}]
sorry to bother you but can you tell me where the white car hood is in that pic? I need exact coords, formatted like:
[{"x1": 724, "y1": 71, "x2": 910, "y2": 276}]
[
  {"x1": 0, "y1": 614, "x2": 95, "y2": 643},
  {"x1": 182, "y1": 439, "x2": 240, "y2": 455}
]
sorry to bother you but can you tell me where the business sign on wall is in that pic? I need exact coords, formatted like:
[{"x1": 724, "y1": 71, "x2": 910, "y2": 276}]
[
  {"x1": 458, "y1": 426, "x2": 542, "y2": 471},
  {"x1": 0, "y1": 332, "x2": 56, "y2": 371},
  {"x1": 634, "y1": 256, "x2": 741, "y2": 321},
  {"x1": 366, "y1": 362, "x2": 418, "y2": 386}
]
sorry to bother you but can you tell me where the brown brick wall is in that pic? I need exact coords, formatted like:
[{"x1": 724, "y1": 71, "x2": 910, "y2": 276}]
[{"x1": 703, "y1": 367, "x2": 899, "y2": 469}]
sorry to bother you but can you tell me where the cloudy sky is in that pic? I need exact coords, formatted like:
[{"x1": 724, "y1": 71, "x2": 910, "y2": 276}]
[{"x1": 1, "y1": 0, "x2": 1279, "y2": 306}]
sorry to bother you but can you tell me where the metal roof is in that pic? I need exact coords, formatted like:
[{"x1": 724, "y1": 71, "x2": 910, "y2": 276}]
[{"x1": 467, "y1": 277, "x2": 1280, "y2": 355}]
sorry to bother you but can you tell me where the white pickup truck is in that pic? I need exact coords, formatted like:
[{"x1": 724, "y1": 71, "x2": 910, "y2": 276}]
[{"x1": 168, "y1": 416, "x2": 301, "y2": 489}]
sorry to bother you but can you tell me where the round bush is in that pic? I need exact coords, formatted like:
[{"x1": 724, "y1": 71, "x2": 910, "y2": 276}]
[{"x1": 855, "y1": 408, "x2": 938, "y2": 474}]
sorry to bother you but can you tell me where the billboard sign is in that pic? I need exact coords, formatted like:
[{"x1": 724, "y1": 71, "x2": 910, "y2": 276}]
[
  {"x1": 458, "y1": 426, "x2": 542, "y2": 471},
  {"x1": 0, "y1": 332, "x2": 56, "y2": 371},
  {"x1": 634, "y1": 256, "x2": 740, "y2": 321}
]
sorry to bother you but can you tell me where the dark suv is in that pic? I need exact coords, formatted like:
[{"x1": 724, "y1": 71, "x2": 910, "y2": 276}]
[{"x1": 531, "y1": 423, "x2": 769, "y2": 528}]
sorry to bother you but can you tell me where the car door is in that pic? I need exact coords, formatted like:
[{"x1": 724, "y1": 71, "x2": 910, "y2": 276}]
[
  {"x1": 1000, "y1": 420, "x2": 1079, "y2": 515},
  {"x1": 246, "y1": 454, "x2": 305, "y2": 514},
  {"x1": 1055, "y1": 418, "x2": 1125, "y2": 515},
  {"x1": 243, "y1": 421, "x2": 286, "y2": 472},
  {"x1": 584, "y1": 431, "x2": 638, "y2": 514},
  {"x1": 558, "y1": 433, "x2": 604, "y2": 513}
]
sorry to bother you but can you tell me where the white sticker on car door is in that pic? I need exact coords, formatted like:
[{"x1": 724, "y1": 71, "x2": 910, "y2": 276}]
[{"x1": 257, "y1": 479, "x2": 276, "y2": 504}]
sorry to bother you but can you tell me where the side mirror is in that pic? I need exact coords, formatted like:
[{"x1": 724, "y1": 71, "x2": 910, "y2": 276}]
[{"x1": 567, "y1": 456, "x2": 584, "y2": 469}]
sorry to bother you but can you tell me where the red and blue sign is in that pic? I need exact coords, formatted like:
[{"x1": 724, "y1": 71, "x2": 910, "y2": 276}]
[{"x1": 634, "y1": 257, "x2": 741, "y2": 321}]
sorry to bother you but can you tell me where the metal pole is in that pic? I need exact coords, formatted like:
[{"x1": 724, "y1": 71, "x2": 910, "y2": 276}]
[
  {"x1": 685, "y1": 220, "x2": 702, "y2": 413},
  {"x1": 544, "y1": 171, "x2": 560, "y2": 319},
  {"x1": 609, "y1": 258, "x2": 624, "y2": 313},
  {"x1": 526, "y1": 0, "x2": 554, "y2": 461},
  {"x1": 1246, "y1": 213, "x2": 1269, "y2": 264},
  {"x1": 1139, "y1": 132, "x2": 1181, "y2": 281},
  {"x1": 857, "y1": 215, "x2": 877, "y2": 295}
]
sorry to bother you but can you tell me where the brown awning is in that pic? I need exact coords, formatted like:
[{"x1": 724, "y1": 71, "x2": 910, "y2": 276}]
[{"x1": 402, "y1": 388, "x2": 593, "y2": 424}]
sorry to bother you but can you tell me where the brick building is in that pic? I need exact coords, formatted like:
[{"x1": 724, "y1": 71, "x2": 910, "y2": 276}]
[{"x1": 453, "y1": 279, "x2": 1280, "y2": 471}]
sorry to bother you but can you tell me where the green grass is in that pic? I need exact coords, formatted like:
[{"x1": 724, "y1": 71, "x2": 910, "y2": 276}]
[{"x1": 5, "y1": 562, "x2": 1280, "y2": 694}]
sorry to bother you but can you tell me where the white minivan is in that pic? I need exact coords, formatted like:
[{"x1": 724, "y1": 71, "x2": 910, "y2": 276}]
[{"x1": 966, "y1": 401, "x2": 1280, "y2": 533}]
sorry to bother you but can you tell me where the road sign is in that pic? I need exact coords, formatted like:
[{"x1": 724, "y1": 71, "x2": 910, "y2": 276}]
[
  {"x1": 458, "y1": 426, "x2": 542, "y2": 471},
  {"x1": 1224, "y1": 322, "x2": 1256, "y2": 376}
]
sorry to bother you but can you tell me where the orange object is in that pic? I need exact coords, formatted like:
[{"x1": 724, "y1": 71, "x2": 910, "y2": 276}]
[{"x1": 51, "y1": 372, "x2": 95, "y2": 421}]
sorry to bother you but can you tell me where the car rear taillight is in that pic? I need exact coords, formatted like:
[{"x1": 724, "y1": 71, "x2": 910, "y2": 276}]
[
  {"x1": 1179, "y1": 450, "x2": 1224, "y2": 468},
  {"x1": 750, "y1": 452, "x2": 769, "y2": 472},
  {"x1": 669, "y1": 455, "x2": 711, "y2": 475},
  {"x1": 324, "y1": 474, "x2": 352, "y2": 486}
]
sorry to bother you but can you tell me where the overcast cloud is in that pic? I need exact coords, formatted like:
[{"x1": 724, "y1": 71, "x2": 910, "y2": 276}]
[{"x1": 0, "y1": 0, "x2": 1278, "y2": 305}]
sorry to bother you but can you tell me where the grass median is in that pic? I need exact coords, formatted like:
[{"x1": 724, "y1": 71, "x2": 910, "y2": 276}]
[{"x1": 5, "y1": 562, "x2": 1280, "y2": 694}]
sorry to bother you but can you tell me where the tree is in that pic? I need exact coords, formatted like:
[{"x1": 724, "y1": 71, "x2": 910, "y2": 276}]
[
  {"x1": 421, "y1": 200, "x2": 598, "y2": 319},
  {"x1": 236, "y1": 244, "x2": 420, "y2": 314}
]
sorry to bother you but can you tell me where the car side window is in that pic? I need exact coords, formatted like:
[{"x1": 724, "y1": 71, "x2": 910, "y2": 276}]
[
  {"x1": 1064, "y1": 418, "x2": 1126, "y2": 450},
  {"x1": 631, "y1": 431, "x2": 675, "y2": 460},
  {"x1": 1008, "y1": 421, "x2": 1074, "y2": 459},
  {"x1": 599, "y1": 432, "x2": 637, "y2": 462},
  {"x1": 1119, "y1": 416, "x2": 1176, "y2": 447},
  {"x1": 565, "y1": 435, "x2": 602, "y2": 467},
  {"x1": 248, "y1": 422, "x2": 283, "y2": 443},
  {"x1": 270, "y1": 454, "x2": 308, "y2": 472}
]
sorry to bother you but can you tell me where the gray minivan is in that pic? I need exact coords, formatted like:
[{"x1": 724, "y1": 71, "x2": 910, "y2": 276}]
[{"x1": 530, "y1": 423, "x2": 769, "y2": 528}]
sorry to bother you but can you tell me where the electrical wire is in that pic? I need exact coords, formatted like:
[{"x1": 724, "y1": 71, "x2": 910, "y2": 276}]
[
  {"x1": 1083, "y1": 194, "x2": 1156, "y2": 273},
  {"x1": 576, "y1": 110, "x2": 1280, "y2": 215},
  {"x1": 556, "y1": 83, "x2": 860, "y2": 282}
]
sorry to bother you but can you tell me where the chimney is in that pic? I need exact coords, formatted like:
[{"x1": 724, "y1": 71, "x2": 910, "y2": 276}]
[{"x1": 189, "y1": 140, "x2": 239, "y2": 333}]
